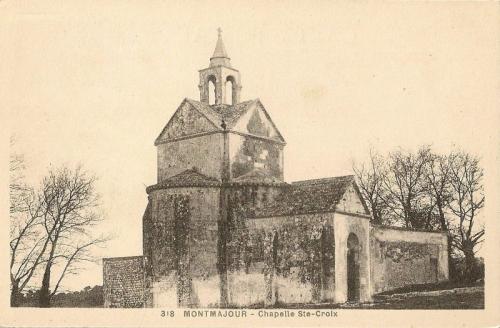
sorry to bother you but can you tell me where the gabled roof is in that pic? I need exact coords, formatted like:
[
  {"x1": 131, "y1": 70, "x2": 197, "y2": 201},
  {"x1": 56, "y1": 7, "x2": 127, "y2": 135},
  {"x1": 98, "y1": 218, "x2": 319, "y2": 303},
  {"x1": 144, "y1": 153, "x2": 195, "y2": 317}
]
[
  {"x1": 186, "y1": 98, "x2": 257, "y2": 130},
  {"x1": 146, "y1": 169, "x2": 221, "y2": 193},
  {"x1": 254, "y1": 175, "x2": 357, "y2": 218},
  {"x1": 156, "y1": 98, "x2": 285, "y2": 144},
  {"x1": 154, "y1": 98, "x2": 220, "y2": 145}
]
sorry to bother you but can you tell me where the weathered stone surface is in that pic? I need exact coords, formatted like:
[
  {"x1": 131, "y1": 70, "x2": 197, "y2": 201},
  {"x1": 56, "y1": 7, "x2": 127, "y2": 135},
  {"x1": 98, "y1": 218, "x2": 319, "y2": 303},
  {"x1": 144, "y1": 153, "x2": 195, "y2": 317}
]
[
  {"x1": 155, "y1": 100, "x2": 219, "y2": 144},
  {"x1": 229, "y1": 134, "x2": 284, "y2": 181},
  {"x1": 146, "y1": 188, "x2": 221, "y2": 307},
  {"x1": 199, "y1": 65, "x2": 241, "y2": 105},
  {"x1": 157, "y1": 133, "x2": 224, "y2": 182},
  {"x1": 103, "y1": 256, "x2": 145, "y2": 308},
  {"x1": 333, "y1": 213, "x2": 371, "y2": 303},
  {"x1": 243, "y1": 213, "x2": 336, "y2": 305},
  {"x1": 230, "y1": 102, "x2": 284, "y2": 141},
  {"x1": 370, "y1": 226, "x2": 449, "y2": 294}
]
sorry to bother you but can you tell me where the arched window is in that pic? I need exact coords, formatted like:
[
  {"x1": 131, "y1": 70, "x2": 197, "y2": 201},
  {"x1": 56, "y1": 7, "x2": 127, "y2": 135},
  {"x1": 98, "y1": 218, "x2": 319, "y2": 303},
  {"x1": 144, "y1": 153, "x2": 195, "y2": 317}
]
[
  {"x1": 208, "y1": 75, "x2": 216, "y2": 105},
  {"x1": 347, "y1": 233, "x2": 359, "y2": 251},
  {"x1": 225, "y1": 76, "x2": 235, "y2": 105}
]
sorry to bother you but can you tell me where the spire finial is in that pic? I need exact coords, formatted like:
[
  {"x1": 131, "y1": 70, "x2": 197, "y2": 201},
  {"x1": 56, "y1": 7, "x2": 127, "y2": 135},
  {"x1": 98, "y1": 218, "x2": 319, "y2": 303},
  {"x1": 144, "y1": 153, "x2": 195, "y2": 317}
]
[{"x1": 210, "y1": 28, "x2": 230, "y2": 67}]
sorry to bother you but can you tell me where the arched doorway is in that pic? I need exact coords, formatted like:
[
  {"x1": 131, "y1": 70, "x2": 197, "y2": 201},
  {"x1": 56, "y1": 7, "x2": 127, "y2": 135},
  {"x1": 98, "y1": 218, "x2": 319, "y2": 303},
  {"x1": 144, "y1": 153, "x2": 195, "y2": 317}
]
[{"x1": 347, "y1": 233, "x2": 360, "y2": 302}]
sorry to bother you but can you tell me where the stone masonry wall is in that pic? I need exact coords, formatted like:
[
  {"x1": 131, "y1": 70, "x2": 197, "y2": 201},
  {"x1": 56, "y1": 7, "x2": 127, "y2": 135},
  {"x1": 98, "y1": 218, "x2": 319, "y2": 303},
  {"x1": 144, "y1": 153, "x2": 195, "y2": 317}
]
[
  {"x1": 157, "y1": 133, "x2": 224, "y2": 182},
  {"x1": 103, "y1": 256, "x2": 145, "y2": 308},
  {"x1": 146, "y1": 187, "x2": 220, "y2": 307},
  {"x1": 332, "y1": 213, "x2": 371, "y2": 303},
  {"x1": 229, "y1": 134, "x2": 284, "y2": 181},
  {"x1": 230, "y1": 209, "x2": 336, "y2": 307},
  {"x1": 370, "y1": 226, "x2": 449, "y2": 294}
]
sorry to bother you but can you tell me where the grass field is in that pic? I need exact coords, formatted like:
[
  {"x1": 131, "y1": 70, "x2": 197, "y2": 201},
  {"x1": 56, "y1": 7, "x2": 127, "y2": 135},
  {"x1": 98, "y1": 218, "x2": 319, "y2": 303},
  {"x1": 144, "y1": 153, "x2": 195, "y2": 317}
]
[
  {"x1": 275, "y1": 282, "x2": 484, "y2": 310},
  {"x1": 367, "y1": 290, "x2": 484, "y2": 309}
]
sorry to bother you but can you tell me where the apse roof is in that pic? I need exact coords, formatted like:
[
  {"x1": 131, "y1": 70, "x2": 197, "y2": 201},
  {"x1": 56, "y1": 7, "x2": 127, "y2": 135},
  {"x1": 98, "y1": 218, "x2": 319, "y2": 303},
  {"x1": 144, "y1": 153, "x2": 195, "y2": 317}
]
[{"x1": 146, "y1": 169, "x2": 221, "y2": 193}]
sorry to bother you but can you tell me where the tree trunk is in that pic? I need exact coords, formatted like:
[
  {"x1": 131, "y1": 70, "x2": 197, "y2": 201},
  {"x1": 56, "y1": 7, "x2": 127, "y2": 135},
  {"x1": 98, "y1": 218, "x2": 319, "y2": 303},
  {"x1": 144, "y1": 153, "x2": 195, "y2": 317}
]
[
  {"x1": 11, "y1": 281, "x2": 20, "y2": 307},
  {"x1": 447, "y1": 234, "x2": 457, "y2": 280},
  {"x1": 372, "y1": 209, "x2": 382, "y2": 225},
  {"x1": 38, "y1": 263, "x2": 52, "y2": 307},
  {"x1": 463, "y1": 245, "x2": 476, "y2": 283}
]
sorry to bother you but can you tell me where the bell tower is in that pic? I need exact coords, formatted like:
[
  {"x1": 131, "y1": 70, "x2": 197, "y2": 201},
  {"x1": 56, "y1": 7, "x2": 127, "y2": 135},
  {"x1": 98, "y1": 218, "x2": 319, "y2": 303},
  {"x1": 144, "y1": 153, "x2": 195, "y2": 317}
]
[{"x1": 199, "y1": 28, "x2": 242, "y2": 105}]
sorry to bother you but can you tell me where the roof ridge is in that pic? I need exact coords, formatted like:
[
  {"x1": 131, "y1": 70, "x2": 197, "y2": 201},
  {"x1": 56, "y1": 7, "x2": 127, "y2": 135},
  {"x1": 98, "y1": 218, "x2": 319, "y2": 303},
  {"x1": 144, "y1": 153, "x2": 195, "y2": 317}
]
[
  {"x1": 184, "y1": 98, "x2": 224, "y2": 130},
  {"x1": 146, "y1": 168, "x2": 222, "y2": 193},
  {"x1": 291, "y1": 175, "x2": 354, "y2": 185},
  {"x1": 186, "y1": 98, "x2": 257, "y2": 107}
]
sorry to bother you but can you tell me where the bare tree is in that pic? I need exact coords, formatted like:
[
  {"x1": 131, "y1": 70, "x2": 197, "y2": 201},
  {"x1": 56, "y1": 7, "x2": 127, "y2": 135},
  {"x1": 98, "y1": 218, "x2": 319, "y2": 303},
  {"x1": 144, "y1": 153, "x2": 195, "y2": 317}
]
[
  {"x1": 381, "y1": 146, "x2": 434, "y2": 229},
  {"x1": 10, "y1": 136, "x2": 29, "y2": 214},
  {"x1": 10, "y1": 139, "x2": 109, "y2": 307},
  {"x1": 37, "y1": 166, "x2": 107, "y2": 307},
  {"x1": 425, "y1": 152, "x2": 460, "y2": 276},
  {"x1": 9, "y1": 137, "x2": 46, "y2": 307},
  {"x1": 353, "y1": 149, "x2": 387, "y2": 225},
  {"x1": 448, "y1": 151, "x2": 484, "y2": 282},
  {"x1": 9, "y1": 192, "x2": 48, "y2": 306},
  {"x1": 426, "y1": 153, "x2": 454, "y2": 231},
  {"x1": 354, "y1": 145, "x2": 485, "y2": 281}
]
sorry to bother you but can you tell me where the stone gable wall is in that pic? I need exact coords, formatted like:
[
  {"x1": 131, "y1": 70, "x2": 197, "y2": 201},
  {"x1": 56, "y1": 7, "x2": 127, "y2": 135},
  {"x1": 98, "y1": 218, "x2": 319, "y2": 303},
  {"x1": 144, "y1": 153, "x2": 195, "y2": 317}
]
[
  {"x1": 157, "y1": 133, "x2": 224, "y2": 182},
  {"x1": 228, "y1": 134, "x2": 283, "y2": 181},
  {"x1": 336, "y1": 184, "x2": 368, "y2": 216},
  {"x1": 231, "y1": 104, "x2": 282, "y2": 141},
  {"x1": 157, "y1": 101, "x2": 217, "y2": 142}
]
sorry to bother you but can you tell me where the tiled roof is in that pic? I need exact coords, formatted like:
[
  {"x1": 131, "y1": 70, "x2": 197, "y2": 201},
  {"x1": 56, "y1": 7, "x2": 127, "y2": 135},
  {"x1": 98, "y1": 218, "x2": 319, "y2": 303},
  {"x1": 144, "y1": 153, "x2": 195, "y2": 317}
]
[
  {"x1": 254, "y1": 175, "x2": 355, "y2": 218},
  {"x1": 146, "y1": 169, "x2": 221, "y2": 192},
  {"x1": 185, "y1": 98, "x2": 257, "y2": 130}
]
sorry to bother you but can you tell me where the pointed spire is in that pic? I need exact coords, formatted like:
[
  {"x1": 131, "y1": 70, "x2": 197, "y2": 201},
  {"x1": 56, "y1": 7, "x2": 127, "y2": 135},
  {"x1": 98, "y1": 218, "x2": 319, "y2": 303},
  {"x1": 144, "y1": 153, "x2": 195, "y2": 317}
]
[
  {"x1": 212, "y1": 28, "x2": 228, "y2": 58},
  {"x1": 210, "y1": 28, "x2": 231, "y2": 67}
]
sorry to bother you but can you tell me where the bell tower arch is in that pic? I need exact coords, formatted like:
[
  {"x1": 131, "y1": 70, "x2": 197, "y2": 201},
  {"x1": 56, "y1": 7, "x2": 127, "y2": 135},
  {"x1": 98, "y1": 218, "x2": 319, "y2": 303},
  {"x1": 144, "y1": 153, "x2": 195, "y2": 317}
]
[{"x1": 199, "y1": 28, "x2": 242, "y2": 105}]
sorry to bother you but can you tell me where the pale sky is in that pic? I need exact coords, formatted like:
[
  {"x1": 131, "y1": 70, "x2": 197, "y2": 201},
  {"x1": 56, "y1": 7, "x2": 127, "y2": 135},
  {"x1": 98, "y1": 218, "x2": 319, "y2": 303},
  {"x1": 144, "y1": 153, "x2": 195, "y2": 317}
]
[{"x1": 2, "y1": 1, "x2": 499, "y2": 291}]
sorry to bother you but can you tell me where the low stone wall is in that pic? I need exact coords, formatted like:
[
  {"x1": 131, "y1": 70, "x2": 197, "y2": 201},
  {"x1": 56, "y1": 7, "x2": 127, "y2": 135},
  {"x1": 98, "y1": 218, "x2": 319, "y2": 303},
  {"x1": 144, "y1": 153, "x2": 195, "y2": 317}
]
[
  {"x1": 370, "y1": 226, "x2": 449, "y2": 294},
  {"x1": 103, "y1": 256, "x2": 146, "y2": 308}
]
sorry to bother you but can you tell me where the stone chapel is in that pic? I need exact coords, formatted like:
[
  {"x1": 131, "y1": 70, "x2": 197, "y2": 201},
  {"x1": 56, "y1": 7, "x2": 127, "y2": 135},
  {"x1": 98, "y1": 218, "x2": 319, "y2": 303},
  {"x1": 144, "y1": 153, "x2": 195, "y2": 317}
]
[{"x1": 103, "y1": 31, "x2": 449, "y2": 308}]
